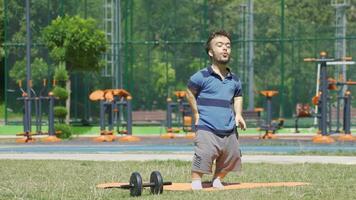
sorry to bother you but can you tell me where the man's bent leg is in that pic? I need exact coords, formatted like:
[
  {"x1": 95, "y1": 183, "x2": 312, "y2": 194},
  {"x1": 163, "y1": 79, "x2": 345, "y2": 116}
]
[
  {"x1": 191, "y1": 130, "x2": 219, "y2": 190},
  {"x1": 213, "y1": 134, "x2": 242, "y2": 188}
]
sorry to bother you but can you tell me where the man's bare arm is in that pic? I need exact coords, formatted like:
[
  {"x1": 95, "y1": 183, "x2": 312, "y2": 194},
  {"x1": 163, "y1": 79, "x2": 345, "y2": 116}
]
[
  {"x1": 186, "y1": 88, "x2": 199, "y2": 125},
  {"x1": 233, "y1": 96, "x2": 246, "y2": 130}
]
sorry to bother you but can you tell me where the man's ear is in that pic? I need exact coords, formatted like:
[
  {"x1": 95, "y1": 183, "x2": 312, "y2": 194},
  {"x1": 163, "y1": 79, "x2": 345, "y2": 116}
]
[{"x1": 208, "y1": 49, "x2": 213, "y2": 57}]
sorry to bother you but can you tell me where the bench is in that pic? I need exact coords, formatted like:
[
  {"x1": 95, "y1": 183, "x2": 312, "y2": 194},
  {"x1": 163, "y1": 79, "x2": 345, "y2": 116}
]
[
  {"x1": 132, "y1": 110, "x2": 166, "y2": 125},
  {"x1": 242, "y1": 109, "x2": 262, "y2": 127},
  {"x1": 132, "y1": 109, "x2": 262, "y2": 127}
]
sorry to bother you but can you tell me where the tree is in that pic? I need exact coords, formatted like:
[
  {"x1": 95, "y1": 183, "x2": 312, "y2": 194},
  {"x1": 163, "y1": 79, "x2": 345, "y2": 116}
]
[
  {"x1": 9, "y1": 57, "x2": 48, "y2": 85},
  {"x1": 42, "y1": 15, "x2": 107, "y2": 124}
]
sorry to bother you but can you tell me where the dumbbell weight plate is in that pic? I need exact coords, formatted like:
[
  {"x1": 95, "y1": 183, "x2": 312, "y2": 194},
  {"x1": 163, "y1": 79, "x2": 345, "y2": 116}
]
[
  {"x1": 150, "y1": 171, "x2": 163, "y2": 195},
  {"x1": 129, "y1": 172, "x2": 143, "y2": 196}
]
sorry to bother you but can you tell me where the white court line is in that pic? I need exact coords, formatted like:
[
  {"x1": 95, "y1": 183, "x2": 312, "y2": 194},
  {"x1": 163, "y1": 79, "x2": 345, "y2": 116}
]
[{"x1": 0, "y1": 153, "x2": 355, "y2": 165}]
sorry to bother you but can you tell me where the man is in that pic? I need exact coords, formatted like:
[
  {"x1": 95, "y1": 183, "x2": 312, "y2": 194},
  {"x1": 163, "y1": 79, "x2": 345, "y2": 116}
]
[{"x1": 186, "y1": 30, "x2": 246, "y2": 190}]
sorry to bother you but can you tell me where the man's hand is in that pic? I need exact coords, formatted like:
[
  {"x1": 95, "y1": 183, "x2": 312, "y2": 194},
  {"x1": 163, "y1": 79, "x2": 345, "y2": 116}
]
[
  {"x1": 235, "y1": 115, "x2": 246, "y2": 130},
  {"x1": 233, "y1": 96, "x2": 246, "y2": 130},
  {"x1": 194, "y1": 113, "x2": 199, "y2": 125}
]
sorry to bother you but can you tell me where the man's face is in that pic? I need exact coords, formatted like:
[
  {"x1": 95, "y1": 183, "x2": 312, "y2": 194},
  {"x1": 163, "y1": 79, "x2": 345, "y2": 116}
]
[{"x1": 208, "y1": 36, "x2": 231, "y2": 65}]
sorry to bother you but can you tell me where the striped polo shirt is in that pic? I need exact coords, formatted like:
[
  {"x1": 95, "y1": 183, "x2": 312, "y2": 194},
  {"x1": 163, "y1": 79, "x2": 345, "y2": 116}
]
[{"x1": 187, "y1": 66, "x2": 242, "y2": 135}]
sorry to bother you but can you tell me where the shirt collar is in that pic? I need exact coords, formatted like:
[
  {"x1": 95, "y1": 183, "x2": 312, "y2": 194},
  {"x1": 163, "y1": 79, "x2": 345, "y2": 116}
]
[{"x1": 208, "y1": 65, "x2": 233, "y2": 78}]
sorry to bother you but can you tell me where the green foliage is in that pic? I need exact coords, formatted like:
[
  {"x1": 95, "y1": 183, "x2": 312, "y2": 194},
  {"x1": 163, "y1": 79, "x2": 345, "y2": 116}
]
[
  {"x1": 0, "y1": 1, "x2": 3, "y2": 56},
  {"x1": 132, "y1": 52, "x2": 176, "y2": 109},
  {"x1": 52, "y1": 86, "x2": 68, "y2": 100},
  {"x1": 54, "y1": 106, "x2": 67, "y2": 120},
  {"x1": 9, "y1": 57, "x2": 48, "y2": 84},
  {"x1": 54, "y1": 123, "x2": 73, "y2": 139},
  {"x1": 42, "y1": 15, "x2": 107, "y2": 72},
  {"x1": 0, "y1": 102, "x2": 4, "y2": 119},
  {"x1": 4, "y1": 0, "x2": 356, "y2": 118},
  {"x1": 54, "y1": 64, "x2": 69, "y2": 82},
  {"x1": 151, "y1": 58, "x2": 176, "y2": 97}
]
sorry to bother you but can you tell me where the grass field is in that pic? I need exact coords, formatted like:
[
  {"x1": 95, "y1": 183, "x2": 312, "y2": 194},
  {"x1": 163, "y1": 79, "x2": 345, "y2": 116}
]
[{"x1": 0, "y1": 160, "x2": 355, "y2": 200}]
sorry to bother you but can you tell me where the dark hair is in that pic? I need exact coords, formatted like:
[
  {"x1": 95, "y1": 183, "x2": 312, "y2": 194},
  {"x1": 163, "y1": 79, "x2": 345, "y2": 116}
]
[{"x1": 205, "y1": 30, "x2": 232, "y2": 55}]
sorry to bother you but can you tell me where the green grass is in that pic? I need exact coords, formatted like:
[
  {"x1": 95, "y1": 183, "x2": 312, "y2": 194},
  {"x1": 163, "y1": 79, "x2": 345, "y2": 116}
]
[
  {"x1": 0, "y1": 125, "x2": 167, "y2": 135},
  {"x1": 0, "y1": 124, "x2": 321, "y2": 136},
  {"x1": 0, "y1": 160, "x2": 355, "y2": 199}
]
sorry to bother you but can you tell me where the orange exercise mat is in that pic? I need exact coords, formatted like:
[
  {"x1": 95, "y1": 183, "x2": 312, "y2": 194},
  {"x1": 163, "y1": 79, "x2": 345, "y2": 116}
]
[{"x1": 97, "y1": 182, "x2": 310, "y2": 191}]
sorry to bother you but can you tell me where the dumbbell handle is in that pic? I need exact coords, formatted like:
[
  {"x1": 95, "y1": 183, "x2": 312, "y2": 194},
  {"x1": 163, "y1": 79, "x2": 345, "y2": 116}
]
[
  {"x1": 142, "y1": 181, "x2": 172, "y2": 187},
  {"x1": 119, "y1": 182, "x2": 172, "y2": 189}
]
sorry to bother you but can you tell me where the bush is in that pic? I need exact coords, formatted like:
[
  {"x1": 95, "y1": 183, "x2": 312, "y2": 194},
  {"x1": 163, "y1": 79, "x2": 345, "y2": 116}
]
[
  {"x1": 54, "y1": 64, "x2": 69, "y2": 81},
  {"x1": 52, "y1": 86, "x2": 68, "y2": 100},
  {"x1": 54, "y1": 123, "x2": 73, "y2": 139},
  {"x1": 54, "y1": 106, "x2": 67, "y2": 121}
]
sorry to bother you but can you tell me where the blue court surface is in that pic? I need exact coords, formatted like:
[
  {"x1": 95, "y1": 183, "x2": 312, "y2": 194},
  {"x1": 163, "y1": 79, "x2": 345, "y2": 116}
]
[{"x1": 1, "y1": 142, "x2": 356, "y2": 154}]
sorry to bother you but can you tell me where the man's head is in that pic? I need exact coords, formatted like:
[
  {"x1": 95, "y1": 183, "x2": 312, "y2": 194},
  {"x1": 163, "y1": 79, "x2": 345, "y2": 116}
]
[{"x1": 205, "y1": 30, "x2": 232, "y2": 65}]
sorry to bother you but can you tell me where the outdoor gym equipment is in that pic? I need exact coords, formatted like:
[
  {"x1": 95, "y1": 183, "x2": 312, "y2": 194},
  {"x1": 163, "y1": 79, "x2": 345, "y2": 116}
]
[
  {"x1": 334, "y1": 81, "x2": 355, "y2": 141},
  {"x1": 97, "y1": 171, "x2": 172, "y2": 197},
  {"x1": 324, "y1": 61, "x2": 355, "y2": 134},
  {"x1": 162, "y1": 91, "x2": 194, "y2": 139},
  {"x1": 327, "y1": 79, "x2": 356, "y2": 141},
  {"x1": 16, "y1": 79, "x2": 60, "y2": 143},
  {"x1": 89, "y1": 89, "x2": 139, "y2": 142},
  {"x1": 259, "y1": 90, "x2": 283, "y2": 139},
  {"x1": 304, "y1": 51, "x2": 354, "y2": 143}
]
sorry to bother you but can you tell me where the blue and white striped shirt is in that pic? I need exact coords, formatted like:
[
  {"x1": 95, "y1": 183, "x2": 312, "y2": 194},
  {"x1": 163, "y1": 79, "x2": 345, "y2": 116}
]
[{"x1": 187, "y1": 66, "x2": 242, "y2": 135}]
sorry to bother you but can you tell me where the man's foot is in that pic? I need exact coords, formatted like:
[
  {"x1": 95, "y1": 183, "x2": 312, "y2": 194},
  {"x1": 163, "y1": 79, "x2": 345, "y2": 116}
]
[
  {"x1": 191, "y1": 178, "x2": 203, "y2": 190},
  {"x1": 212, "y1": 177, "x2": 224, "y2": 189}
]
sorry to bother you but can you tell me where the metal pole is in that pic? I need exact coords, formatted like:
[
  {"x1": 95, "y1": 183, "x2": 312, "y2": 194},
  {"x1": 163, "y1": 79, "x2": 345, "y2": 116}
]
[
  {"x1": 35, "y1": 97, "x2": 40, "y2": 133},
  {"x1": 25, "y1": 0, "x2": 32, "y2": 132},
  {"x1": 126, "y1": 97, "x2": 132, "y2": 135},
  {"x1": 328, "y1": 95, "x2": 332, "y2": 132},
  {"x1": 202, "y1": 0, "x2": 208, "y2": 67},
  {"x1": 266, "y1": 97, "x2": 272, "y2": 128},
  {"x1": 23, "y1": 98, "x2": 29, "y2": 133},
  {"x1": 247, "y1": 0, "x2": 254, "y2": 110},
  {"x1": 320, "y1": 59, "x2": 328, "y2": 135},
  {"x1": 124, "y1": 1, "x2": 128, "y2": 90},
  {"x1": 333, "y1": 2, "x2": 349, "y2": 132},
  {"x1": 279, "y1": 0, "x2": 285, "y2": 117},
  {"x1": 343, "y1": 91, "x2": 351, "y2": 134},
  {"x1": 99, "y1": 100, "x2": 105, "y2": 132},
  {"x1": 116, "y1": 0, "x2": 123, "y2": 89},
  {"x1": 335, "y1": 92, "x2": 341, "y2": 132},
  {"x1": 48, "y1": 95, "x2": 55, "y2": 136},
  {"x1": 4, "y1": 0, "x2": 9, "y2": 124},
  {"x1": 108, "y1": 102, "x2": 114, "y2": 131},
  {"x1": 38, "y1": 96, "x2": 42, "y2": 133},
  {"x1": 166, "y1": 100, "x2": 172, "y2": 130},
  {"x1": 314, "y1": 63, "x2": 321, "y2": 126}
]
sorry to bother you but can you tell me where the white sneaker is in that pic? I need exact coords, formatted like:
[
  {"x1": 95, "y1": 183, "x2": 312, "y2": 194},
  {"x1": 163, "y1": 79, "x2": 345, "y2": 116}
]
[
  {"x1": 191, "y1": 179, "x2": 203, "y2": 190},
  {"x1": 212, "y1": 177, "x2": 224, "y2": 189}
]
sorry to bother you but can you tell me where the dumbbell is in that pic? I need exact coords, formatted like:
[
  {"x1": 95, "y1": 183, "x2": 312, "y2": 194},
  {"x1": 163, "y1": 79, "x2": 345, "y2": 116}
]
[{"x1": 119, "y1": 171, "x2": 172, "y2": 197}]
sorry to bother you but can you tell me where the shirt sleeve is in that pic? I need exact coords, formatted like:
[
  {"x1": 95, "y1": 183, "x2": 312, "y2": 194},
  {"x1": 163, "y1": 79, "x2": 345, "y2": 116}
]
[
  {"x1": 187, "y1": 71, "x2": 203, "y2": 94},
  {"x1": 234, "y1": 79, "x2": 243, "y2": 97}
]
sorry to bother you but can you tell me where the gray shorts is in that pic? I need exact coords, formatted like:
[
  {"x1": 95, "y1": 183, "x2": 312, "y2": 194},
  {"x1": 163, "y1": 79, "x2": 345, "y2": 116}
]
[{"x1": 191, "y1": 130, "x2": 242, "y2": 174}]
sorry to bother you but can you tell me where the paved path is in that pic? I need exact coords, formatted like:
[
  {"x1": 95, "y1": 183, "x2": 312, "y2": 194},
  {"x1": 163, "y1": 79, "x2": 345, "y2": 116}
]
[{"x1": 0, "y1": 153, "x2": 355, "y2": 165}]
